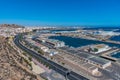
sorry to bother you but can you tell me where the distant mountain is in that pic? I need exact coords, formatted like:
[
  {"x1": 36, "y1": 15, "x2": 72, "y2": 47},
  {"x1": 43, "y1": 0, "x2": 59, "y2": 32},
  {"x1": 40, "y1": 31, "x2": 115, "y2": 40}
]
[{"x1": 0, "y1": 24, "x2": 24, "y2": 28}]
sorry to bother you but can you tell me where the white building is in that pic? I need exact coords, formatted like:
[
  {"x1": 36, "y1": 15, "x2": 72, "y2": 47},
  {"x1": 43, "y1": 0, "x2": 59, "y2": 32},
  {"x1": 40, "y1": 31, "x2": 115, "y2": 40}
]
[
  {"x1": 46, "y1": 39, "x2": 65, "y2": 48},
  {"x1": 41, "y1": 47, "x2": 49, "y2": 52},
  {"x1": 48, "y1": 49, "x2": 58, "y2": 56},
  {"x1": 77, "y1": 52, "x2": 111, "y2": 69},
  {"x1": 90, "y1": 44, "x2": 111, "y2": 54}
]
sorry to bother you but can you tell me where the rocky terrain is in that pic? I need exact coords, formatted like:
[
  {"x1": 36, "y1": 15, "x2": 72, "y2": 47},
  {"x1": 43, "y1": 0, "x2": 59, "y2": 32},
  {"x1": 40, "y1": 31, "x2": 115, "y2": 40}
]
[
  {"x1": 0, "y1": 24, "x2": 24, "y2": 28},
  {"x1": 0, "y1": 36, "x2": 41, "y2": 80}
]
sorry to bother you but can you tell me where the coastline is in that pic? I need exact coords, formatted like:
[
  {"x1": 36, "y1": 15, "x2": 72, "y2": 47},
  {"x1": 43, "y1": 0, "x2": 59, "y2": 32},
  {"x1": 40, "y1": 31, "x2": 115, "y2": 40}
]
[{"x1": 59, "y1": 35, "x2": 120, "y2": 45}]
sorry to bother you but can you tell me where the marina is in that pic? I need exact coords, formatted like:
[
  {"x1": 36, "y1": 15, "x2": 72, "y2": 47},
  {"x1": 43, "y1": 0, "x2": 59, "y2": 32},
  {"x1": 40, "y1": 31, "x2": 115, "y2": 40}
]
[
  {"x1": 49, "y1": 36, "x2": 120, "y2": 48},
  {"x1": 110, "y1": 36, "x2": 120, "y2": 42},
  {"x1": 111, "y1": 51, "x2": 120, "y2": 58}
]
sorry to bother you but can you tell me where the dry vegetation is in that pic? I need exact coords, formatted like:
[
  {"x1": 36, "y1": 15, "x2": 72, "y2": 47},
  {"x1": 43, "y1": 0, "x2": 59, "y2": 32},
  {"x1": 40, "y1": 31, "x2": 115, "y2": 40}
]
[
  {"x1": 0, "y1": 24, "x2": 24, "y2": 28},
  {"x1": 0, "y1": 36, "x2": 41, "y2": 80}
]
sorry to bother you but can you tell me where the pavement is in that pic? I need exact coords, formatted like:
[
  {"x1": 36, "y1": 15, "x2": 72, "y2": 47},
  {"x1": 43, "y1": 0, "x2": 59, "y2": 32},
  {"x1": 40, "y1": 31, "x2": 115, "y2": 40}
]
[{"x1": 41, "y1": 70, "x2": 66, "y2": 80}]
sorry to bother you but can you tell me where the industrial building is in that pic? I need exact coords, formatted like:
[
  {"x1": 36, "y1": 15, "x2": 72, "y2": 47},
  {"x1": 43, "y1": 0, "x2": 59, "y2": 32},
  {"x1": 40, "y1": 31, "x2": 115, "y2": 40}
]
[
  {"x1": 63, "y1": 47, "x2": 111, "y2": 69},
  {"x1": 77, "y1": 52, "x2": 111, "y2": 69},
  {"x1": 90, "y1": 44, "x2": 111, "y2": 54},
  {"x1": 46, "y1": 39, "x2": 65, "y2": 48},
  {"x1": 47, "y1": 49, "x2": 58, "y2": 56}
]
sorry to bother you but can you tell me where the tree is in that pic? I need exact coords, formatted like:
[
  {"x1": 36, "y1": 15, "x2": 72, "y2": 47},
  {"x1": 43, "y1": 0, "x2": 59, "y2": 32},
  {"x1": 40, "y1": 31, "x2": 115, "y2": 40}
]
[
  {"x1": 62, "y1": 62, "x2": 65, "y2": 65},
  {"x1": 93, "y1": 48, "x2": 98, "y2": 52},
  {"x1": 28, "y1": 57, "x2": 32, "y2": 61},
  {"x1": 38, "y1": 50, "x2": 44, "y2": 55},
  {"x1": 22, "y1": 52, "x2": 27, "y2": 56}
]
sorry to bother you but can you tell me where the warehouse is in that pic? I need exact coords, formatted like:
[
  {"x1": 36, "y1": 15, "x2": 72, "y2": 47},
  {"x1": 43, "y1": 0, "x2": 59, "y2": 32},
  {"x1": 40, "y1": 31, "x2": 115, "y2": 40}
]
[{"x1": 77, "y1": 52, "x2": 111, "y2": 69}]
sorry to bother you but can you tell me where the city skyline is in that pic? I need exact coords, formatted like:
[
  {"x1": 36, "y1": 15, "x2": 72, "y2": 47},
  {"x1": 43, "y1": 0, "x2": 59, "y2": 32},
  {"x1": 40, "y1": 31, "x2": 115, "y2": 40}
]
[{"x1": 0, "y1": 0, "x2": 120, "y2": 26}]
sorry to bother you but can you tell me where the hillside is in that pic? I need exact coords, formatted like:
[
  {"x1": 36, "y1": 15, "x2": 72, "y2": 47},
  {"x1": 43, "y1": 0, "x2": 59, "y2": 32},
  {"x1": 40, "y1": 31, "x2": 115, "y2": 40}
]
[
  {"x1": 0, "y1": 36, "x2": 42, "y2": 80},
  {"x1": 0, "y1": 24, "x2": 24, "y2": 28}
]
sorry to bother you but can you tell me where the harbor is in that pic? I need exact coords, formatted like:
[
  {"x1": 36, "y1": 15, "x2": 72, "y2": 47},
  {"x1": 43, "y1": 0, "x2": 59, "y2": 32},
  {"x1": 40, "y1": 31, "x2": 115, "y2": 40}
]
[{"x1": 49, "y1": 36, "x2": 120, "y2": 48}]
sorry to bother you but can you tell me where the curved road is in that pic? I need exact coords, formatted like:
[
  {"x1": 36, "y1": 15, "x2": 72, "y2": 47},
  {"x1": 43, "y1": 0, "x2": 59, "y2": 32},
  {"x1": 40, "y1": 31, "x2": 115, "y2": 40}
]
[{"x1": 14, "y1": 35, "x2": 89, "y2": 80}]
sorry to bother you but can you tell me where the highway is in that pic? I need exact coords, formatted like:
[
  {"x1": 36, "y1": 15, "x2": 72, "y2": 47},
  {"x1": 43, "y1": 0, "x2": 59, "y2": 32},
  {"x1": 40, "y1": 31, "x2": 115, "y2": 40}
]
[{"x1": 14, "y1": 35, "x2": 89, "y2": 80}]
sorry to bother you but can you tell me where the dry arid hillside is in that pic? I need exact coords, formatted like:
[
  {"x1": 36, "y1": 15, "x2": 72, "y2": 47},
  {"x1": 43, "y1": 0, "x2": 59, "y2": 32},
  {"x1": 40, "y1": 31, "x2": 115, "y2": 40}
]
[
  {"x1": 0, "y1": 24, "x2": 24, "y2": 28},
  {"x1": 0, "y1": 36, "x2": 41, "y2": 80}
]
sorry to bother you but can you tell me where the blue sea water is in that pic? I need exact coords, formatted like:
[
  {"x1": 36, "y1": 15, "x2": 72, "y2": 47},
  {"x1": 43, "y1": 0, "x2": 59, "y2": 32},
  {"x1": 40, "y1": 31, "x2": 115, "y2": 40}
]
[
  {"x1": 114, "y1": 29, "x2": 120, "y2": 32},
  {"x1": 110, "y1": 36, "x2": 120, "y2": 42},
  {"x1": 51, "y1": 29, "x2": 77, "y2": 32},
  {"x1": 49, "y1": 36, "x2": 120, "y2": 48},
  {"x1": 49, "y1": 36, "x2": 120, "y2": 59},
  {"x1": 111, "y1": 52, "x2": 120, "y2": 58}
]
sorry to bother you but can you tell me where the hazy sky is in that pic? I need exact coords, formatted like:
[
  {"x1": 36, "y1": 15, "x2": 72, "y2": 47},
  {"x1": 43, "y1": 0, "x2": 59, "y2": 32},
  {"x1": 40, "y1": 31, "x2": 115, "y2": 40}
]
[{"x1": 0, "y1": 0, "x2": 120, "y2": 26}]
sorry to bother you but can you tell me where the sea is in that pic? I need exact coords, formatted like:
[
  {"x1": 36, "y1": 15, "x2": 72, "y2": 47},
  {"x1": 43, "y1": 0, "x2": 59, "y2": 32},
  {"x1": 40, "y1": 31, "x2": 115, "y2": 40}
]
[
  {"x1": 49, "y1": 36, "x2": 120, "y2": 48},
  {"x1": 110, "y1": 36, "x2": 120, "y2": 42},
  {"x1": 47, "y1": 27, "x2": 120, "y2": 58},
  {"x1": 111, "y1": 52, "x2": 120, "y2": 58}
]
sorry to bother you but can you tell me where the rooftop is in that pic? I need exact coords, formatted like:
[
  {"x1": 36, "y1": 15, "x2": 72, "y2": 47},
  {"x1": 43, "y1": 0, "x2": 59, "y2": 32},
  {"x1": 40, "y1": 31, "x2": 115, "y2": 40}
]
[
  {"x1": 91, "y1": 44, "x2": 108, "y2": 49},
  {"x1": 77, "y1": 52, "x2": 93, "y2": 59},
  {"x1": 89, "y1": 57, "x2": 110, "y2": 65},
  {"x1": 66, "y1": 48, "x2": 111, "y2": 66}
]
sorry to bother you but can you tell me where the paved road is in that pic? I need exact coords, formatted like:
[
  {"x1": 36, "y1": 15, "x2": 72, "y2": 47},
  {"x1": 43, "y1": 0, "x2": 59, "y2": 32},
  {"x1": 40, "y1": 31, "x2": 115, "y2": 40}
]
[{"x1": 14, "y1": 35, "x2": 89, "y2": 80}]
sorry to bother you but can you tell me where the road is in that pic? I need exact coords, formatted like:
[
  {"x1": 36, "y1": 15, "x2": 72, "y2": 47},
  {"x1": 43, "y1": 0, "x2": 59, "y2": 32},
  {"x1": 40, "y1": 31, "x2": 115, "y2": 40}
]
[{"x1": 14, "y1": 35, "x2": 89, "y2": 80}]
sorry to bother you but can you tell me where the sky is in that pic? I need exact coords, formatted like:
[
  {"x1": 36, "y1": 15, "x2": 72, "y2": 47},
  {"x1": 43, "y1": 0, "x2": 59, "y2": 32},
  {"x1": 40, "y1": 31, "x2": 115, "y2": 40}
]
[{"x1": 0, "y1": 0, "x2": 120, "y2": 26}]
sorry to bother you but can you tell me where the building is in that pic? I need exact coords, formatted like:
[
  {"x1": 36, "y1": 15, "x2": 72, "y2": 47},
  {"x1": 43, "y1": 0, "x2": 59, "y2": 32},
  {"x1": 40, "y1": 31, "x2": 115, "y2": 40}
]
[
  {"x1": 46, "y1": 39, "x2": 65, "y2": 48},
  {"x1": 47, "y1": 49, "x2": 58, "y2": 56},
  {"x1": 36, "y1": 43, "x2": 49, "y2": 52},
  {"x1": 41, "y1": 46, "x2": 49, "y2": 52},
  {"x1": 76, "y1": 52, "x2": 111, "y2": 69},
  {"x1": 73, "y1": 53, "x2": 111, "y2": 69},
  {"x1": 89, "y1": 56, "x2": 111, "y2": 69},
  {"x1": 90, "y1": 44, "x2": 111, "y2": 54}
]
